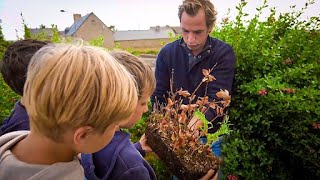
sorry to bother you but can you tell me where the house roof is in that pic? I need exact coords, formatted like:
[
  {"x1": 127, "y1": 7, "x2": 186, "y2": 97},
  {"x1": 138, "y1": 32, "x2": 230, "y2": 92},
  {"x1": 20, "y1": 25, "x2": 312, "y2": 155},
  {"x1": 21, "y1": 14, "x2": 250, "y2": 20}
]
[
  {"x1": 65, "y1": 13, "x2": 91, "y2": 36},
  {"x1": 29, "y1": 28, "x2": 64, "y2": 37},
  {"x1": 30, "y1": 28, "x2": 54, "y2": 36},
  {"x1": 113, "y1": 28, "x2": 175, "y2": 41}
]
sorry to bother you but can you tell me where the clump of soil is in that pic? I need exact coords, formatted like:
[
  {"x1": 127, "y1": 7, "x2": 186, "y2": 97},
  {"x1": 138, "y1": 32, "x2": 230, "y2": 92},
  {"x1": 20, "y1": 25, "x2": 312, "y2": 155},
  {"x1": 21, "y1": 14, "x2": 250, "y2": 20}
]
[{"x1": 146, "y1": 118, "x2": 220, "y2": 179}]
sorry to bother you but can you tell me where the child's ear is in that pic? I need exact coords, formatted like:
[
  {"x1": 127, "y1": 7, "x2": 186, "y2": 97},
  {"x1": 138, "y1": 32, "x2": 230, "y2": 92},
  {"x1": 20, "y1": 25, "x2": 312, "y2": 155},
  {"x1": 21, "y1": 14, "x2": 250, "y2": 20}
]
[
  {"x1": 73, "y1": 126, "x2": 93, "y2": 145},
  {"x1": 208, "y1": 25, "x2": 213, "y2": 33}
]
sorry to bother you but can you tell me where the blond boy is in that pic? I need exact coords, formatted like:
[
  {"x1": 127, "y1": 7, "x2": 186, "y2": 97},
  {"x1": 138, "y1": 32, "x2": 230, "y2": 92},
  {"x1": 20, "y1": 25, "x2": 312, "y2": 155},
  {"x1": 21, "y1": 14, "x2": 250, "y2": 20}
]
[
  {"x1": 0, "y1": 44, "x2": 137, "y2": 179},
  {"x1": 81, "y1": 50, "x2": 157, "y2": 179},
  {"x1": 81, "y1": 50, "x2": 216, "y2": 180}
]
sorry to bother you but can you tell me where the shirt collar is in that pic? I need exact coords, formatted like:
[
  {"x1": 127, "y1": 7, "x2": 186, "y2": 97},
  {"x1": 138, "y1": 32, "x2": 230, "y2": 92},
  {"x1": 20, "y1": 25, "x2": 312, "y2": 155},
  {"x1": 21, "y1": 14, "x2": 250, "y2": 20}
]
[{"x1": 180, "y1": 36, "x2": 212, "y2": 56}]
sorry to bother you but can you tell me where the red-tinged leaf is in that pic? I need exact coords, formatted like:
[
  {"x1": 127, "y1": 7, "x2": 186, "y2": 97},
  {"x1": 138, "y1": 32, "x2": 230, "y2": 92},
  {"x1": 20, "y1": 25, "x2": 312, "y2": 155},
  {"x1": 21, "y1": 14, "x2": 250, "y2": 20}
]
[
  {"x1": 196, "y1": 96, "x2": 209, "y2": 106},
  {"x1": 202, "y1": 96, "x2": 209, "y2": 103},
  {"x1": 208, "y1": 75, "x2": 216, "y2": 82},
  {"x1": 282, "y1": 58, "x2": 293, "y2": 65},
  {"x1": 222, "y1": 100, "x2": 231, "y2": 107},
  {"x1": 258, "y1": 89, "x2": 268, "y2": 95},
  {"x1": 161, "y1": 120, "x2": 167, "y2": 125},
  {"x1": 200, "y1": 131, "x2": 207, "y2": 137},
  {"x1": 281, "y1": 88, "x2": 296, "y2": 94},
  {"x1": 173, "y1": 141, "x2": 180, "y2": 150},
  {"x1": 209, "y1": 102, "x2": 217, "y2": 109},
  {"x1": 180, "y1": 104, "x2": 198, "y2": 111},
  {"x1": 201, "y1": 106, "x2": 207, "y2": 113},
  {"x1": 219, "y1": 107, "x2": 224, "y2": 114},
  {"x1": 216, "y1": 89, "x2": 230, "y2": 100},
  {"x1": 178, "y1": 89, "x2": 191, "y2": 97},
  {"x1": 171, "y1": 133, "x2": 176, "y2": 141},
  {"x1": 166, "y1": 98, "x2": 174, "y2": 107},
  {"x1": 202, "y1": 69, "x2": 210, "y2": 76},
  {"x1": 196, "y1": 99, "x2": 203, "y2": 106},
  {"x1": 312, "y1": 123, "x2": 320, "y2": 129},
  {"x1": 216, "y1": 107, "x2": 220, "y2": 115},
  {"x1": 178, "y1": 137, "x2": 186, "y2": 147},
  {"x1": 185, "y1": 131, "x2": 192, "y2": 138},
  {"x1": 178, "y1": 115, "x2": 186, "y2": 124},
  {"x1": 168, "y1": 123, "x2": 175, "y2": 131},
  {"x1": 180, "y1": 104, "x2": 189, "y2": 111},
  {"x1": 189, "y1": 141, "x2": 196, "y2": 148},
  {"x1": 190, "y1": 104, "x2": 198, "y2": 110},
  {"x1": 227, "y1": 174, "x2": 238, "y2": 180},
  {"x1": 179, "y1": 129, "x2": 185, "y2": 138}
]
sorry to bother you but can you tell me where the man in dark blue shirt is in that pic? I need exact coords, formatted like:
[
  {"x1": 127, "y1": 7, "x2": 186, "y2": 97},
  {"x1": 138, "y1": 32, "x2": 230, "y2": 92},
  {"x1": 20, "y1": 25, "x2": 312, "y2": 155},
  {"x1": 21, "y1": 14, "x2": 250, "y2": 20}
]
[{"x1": 151, "y1": 1, "x2": 236, "y2": 178}]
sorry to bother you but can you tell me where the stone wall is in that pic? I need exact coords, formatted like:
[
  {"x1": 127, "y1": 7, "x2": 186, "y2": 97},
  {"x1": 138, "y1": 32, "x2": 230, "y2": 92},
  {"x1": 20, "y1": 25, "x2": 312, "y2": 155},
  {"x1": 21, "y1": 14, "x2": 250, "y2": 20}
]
[{"x1": 115, "y1": 38, "x2": 171, "y2": 50}]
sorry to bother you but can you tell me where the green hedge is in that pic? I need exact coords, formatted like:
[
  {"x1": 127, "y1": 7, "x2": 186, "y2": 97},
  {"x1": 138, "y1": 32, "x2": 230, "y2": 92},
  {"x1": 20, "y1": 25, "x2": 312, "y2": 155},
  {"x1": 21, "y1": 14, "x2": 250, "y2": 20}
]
[
  {"x1": 0, "y1": 27, "x2": 16, "y2": 122},
  {"x1": 212, "y1": 1, "x2": 320, "y2": 179}
]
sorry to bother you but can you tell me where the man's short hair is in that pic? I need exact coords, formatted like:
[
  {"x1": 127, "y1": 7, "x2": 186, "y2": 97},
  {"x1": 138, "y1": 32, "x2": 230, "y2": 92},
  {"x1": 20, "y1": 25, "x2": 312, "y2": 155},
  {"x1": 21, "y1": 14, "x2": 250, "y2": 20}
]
[
  {"x1": 178, "y1": 0, "x2": 218, "y2": 29},
  {"x1": 23, "y1": 44, "x2": 138, "y2": 142},
  {"x1": 1, "y1": 39, "x2": 50, "y2": 95}
]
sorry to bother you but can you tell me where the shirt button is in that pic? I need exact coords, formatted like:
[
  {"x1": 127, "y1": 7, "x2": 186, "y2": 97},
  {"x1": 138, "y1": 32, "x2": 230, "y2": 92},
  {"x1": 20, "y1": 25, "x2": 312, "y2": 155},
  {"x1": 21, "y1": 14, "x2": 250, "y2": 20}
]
[
  {"x1": 198, "y1": 55, "x2": 201, "y2": 58},
  {"x1": 188, "y1": 53, "x2": 191, "y2": 56},
  {"x1": 207, "y1": 50, "x2": 211, "y2": 53}
]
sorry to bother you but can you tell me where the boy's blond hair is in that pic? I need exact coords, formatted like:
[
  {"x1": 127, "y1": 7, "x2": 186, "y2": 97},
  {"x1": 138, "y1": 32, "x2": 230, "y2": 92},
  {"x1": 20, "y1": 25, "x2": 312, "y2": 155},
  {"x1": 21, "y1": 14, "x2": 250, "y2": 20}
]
[
  {"x1": 23, "y1": 44, "x2": 138, "y2": 142},
  {"x1": 110, "y1": 50, "x2": 155, "y2": 98}
]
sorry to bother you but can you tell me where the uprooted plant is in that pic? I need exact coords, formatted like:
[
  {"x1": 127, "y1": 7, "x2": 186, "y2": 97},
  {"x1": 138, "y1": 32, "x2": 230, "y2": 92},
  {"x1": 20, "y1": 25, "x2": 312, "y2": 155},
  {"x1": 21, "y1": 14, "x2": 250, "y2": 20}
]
[{"x1": 146, "y1": 64, "x2": 232, "y2": 179}]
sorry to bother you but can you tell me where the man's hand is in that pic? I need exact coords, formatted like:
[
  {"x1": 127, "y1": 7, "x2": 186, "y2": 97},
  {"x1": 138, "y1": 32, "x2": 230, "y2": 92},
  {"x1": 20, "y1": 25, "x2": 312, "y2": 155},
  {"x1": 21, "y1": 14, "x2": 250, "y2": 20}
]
[
  {"x1": 188, "y1": 116, "x2": 204, "y2": 132},
  {"x1": 199, "y1": 169, "x2": 217, "y2": 180},
  {"x1": 139, "y1": 134, "x2": 153, "y2": 153}
]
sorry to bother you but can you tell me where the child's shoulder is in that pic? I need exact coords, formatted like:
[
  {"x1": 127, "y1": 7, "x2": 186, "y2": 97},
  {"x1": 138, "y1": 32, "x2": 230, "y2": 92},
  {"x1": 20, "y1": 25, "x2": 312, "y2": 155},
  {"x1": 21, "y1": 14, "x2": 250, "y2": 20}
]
[{"x1": 0, "y1": 131, "x2": 29, "y2": 148}]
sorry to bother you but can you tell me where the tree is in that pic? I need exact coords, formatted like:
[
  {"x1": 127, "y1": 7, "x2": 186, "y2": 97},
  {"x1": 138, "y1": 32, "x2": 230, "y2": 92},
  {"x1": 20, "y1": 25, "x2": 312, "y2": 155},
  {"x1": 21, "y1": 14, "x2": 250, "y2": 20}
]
[
  {"x1": 39, "y1": 24, "x2": 46, "y2": 29},
  {"x1": 21, "y1": 13, "x2": 31, "y2": 39}
]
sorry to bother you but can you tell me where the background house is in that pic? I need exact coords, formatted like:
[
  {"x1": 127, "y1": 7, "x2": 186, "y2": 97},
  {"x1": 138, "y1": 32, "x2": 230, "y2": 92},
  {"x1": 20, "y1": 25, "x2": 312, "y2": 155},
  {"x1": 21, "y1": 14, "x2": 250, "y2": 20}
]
[
  {"x1": 65, "y1": 13, "x2": 115, "y2": 48},
  {"x1": 29, "y1": 28, "x2": 64, "y2": 39},
  {"x1": 113, "y1": 25, "x2": 176, "y2": 50},
  {"x1": 30, "y1": 12, "x2": 181, "y2": 50}
]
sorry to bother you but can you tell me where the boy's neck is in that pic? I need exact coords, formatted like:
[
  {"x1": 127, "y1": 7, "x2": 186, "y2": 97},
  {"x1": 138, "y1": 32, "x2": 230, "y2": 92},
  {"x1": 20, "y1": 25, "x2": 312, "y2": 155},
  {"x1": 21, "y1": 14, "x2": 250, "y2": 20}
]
[
  {"x1": 19, "y1": 98, "x2": 25, "y2": 106},
  {"x1": 11, "y1": 131, "x2": 77, "y2": 165}
]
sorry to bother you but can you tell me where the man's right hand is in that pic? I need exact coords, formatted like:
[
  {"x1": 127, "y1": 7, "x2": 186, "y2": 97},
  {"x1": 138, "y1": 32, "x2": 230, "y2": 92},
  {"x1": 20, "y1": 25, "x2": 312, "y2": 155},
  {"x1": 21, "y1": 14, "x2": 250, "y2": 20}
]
[
  {"x1": 199, "y1": 169, "x2": 217, "y2": 180},
  {"x1": 139, "y1": 134, "x2": 153, "y2": 153}
]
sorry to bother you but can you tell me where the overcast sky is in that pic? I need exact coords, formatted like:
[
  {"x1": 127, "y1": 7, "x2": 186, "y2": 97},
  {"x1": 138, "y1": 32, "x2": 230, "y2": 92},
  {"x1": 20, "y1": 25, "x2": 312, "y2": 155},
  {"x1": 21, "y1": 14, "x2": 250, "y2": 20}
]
[{"x1": 0, "y1": 0, "x2": 319, "y2": 40}]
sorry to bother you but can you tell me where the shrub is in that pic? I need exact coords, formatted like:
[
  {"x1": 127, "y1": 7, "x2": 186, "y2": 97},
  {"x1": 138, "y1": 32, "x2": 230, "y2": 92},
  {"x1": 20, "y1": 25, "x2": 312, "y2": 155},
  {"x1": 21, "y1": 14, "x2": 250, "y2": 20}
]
[{"x1": 212, "y1": 0, "x2": 320, "y2": 179}]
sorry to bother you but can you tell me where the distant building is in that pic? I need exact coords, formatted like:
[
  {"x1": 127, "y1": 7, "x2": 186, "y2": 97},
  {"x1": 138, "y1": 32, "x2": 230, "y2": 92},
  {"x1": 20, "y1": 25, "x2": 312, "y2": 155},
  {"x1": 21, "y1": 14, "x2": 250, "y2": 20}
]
[
  {"x1": 29, "y1": 28, "x2": 64, "y2": 39},
  {"x1": 30, "y1": 12, "x2": 181, "y2": 49},
  {"x1": 113, "y1": 25, "x2": 176, "y2": 49},
  {"x1": 64, "y1": 13, "x2": 115, "y2": 48}
]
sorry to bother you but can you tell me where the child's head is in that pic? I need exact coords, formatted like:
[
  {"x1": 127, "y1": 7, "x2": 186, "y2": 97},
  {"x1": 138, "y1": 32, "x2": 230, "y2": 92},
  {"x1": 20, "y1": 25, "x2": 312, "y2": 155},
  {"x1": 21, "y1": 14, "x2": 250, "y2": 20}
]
[
  {"x1": 0, "y1": 39, "x2": 50, "y2": 96},
  {"x1": 110, "y1": 50, "x2": 155, "y2": 129},
  {"x1": 23, "y1": 44, "x2": 138, "y2": 153}
]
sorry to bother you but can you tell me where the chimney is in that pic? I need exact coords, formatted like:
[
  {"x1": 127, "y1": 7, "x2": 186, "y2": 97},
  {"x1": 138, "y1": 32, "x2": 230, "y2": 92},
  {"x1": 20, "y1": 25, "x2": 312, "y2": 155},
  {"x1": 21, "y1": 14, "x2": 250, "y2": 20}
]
[
  {"x1": 73, "y1": 14, "x2": 81, "y2": 22},
  {"x1": 155, "y1": 25, "x2": 160, "y2": 32}
]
